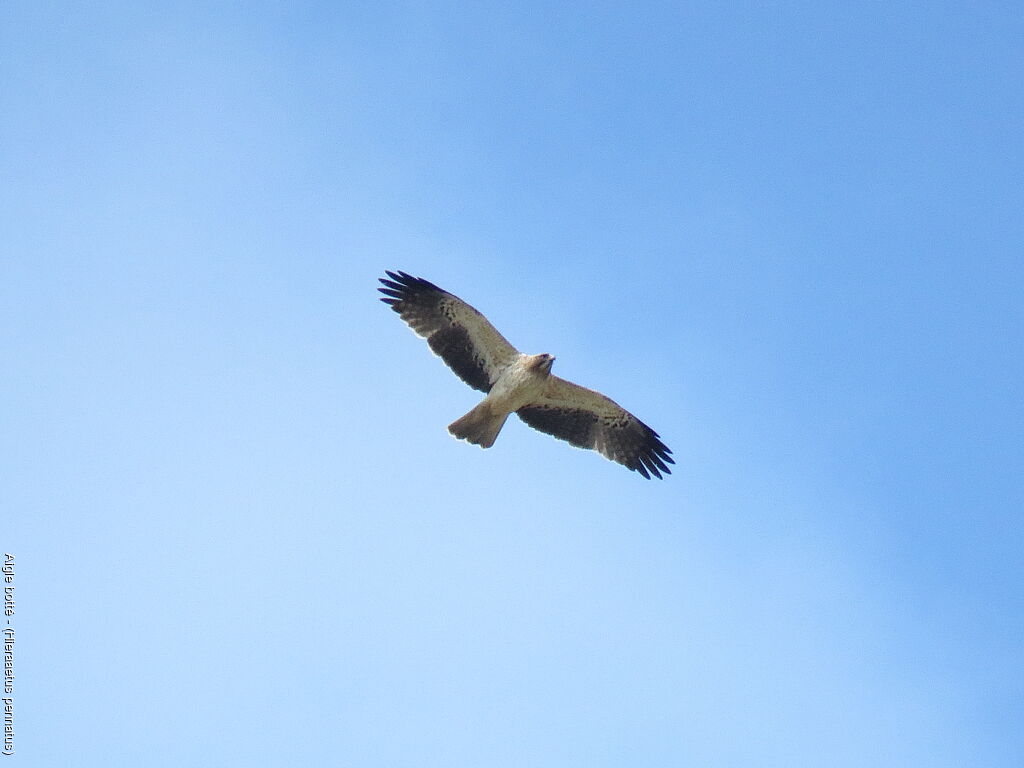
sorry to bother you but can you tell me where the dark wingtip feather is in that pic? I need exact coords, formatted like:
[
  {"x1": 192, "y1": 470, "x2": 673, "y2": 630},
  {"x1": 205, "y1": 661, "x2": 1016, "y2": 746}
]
[
  {"x1": 643, "y1": 453, "x2": 665, "y2": 479},
  {"x1": 637, "y1": 423, "x2": 673, "y2": 478},
  {"x1": 648, "y1": 452, "x2": 670, "y2": 475},
  {"x1": 380, "y1": 270, "x2": 445, "y2": 295}
]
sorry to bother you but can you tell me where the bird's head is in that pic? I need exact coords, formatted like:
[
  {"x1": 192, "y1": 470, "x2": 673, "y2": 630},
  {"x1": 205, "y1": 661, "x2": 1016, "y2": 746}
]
[{"x1": 528, "y1": 353, "x2": 555, "y2": 374}]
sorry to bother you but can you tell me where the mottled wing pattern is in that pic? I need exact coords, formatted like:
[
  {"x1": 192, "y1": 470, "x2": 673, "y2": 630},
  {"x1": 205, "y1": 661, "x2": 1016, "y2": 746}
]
[
  {"x1": 378, "y1": 270, "x2": 519, "y2": 392},
  {"x1": 517, "y1": 375, "x2": 674, "y2": 479}
]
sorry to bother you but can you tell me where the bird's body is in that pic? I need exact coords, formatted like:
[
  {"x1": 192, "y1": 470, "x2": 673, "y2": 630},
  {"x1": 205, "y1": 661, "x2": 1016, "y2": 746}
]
[
  {"x1": 487, "y1": 353, "x2": 555, "y2": 411},
  {"x1": 448, "y1": 353, "x2": 554, "y2": 448},
  {"x1": 378, "y1": 271, "x2": 673, "y2": 479}
]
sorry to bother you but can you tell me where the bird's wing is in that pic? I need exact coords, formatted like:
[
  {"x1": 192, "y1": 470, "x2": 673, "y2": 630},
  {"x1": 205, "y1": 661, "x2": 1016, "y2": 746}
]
[
  {"x1": 379, "y1": 271, "x2": 520, "y2": 392},
  {"x1": 516, "y1": 375, "x2": 674, "y2": 479}
]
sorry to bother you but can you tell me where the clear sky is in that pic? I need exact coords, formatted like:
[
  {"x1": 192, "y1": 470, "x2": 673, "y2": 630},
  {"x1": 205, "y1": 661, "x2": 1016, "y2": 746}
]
[{"x1": 3, "y1": 2, "x2": 1022, "y2": 766}]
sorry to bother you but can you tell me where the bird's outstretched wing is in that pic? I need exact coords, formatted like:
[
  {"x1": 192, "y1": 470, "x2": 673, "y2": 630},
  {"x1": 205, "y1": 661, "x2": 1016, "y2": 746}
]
[
  {"x1": 378, "y1": 270, "x2": 520, "y2": 392},
  {"x1": 517, "y1": 376, "x2": 674, "y2": 479}
]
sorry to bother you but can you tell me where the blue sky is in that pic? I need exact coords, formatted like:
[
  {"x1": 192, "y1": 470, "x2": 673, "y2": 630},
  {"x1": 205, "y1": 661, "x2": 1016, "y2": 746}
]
[{"x1": 2, "y1": 1, "x2": 1022, "y2": 765}]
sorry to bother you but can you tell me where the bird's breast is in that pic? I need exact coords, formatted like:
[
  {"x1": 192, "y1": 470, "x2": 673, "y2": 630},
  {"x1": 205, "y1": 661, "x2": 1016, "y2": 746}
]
[{"x1": 487, "y1": 361, "x2": 549, "y2": 412}]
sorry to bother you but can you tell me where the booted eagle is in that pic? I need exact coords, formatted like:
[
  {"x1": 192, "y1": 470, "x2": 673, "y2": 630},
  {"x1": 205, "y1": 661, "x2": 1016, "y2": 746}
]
[{"x1": 378, "y1": 270, "x2": 674, "y2": 479}]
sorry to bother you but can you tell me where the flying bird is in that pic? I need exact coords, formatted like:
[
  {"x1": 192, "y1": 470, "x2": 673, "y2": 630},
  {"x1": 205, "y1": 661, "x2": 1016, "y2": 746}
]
[{"x1": 378, "y1": 270, "x2": 674, "y2": 479}]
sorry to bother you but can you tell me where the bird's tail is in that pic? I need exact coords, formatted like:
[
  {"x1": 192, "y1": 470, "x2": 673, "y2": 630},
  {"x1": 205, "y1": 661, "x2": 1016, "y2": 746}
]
[{"x1": 448, "y1": 402, "x2": 508, "y2": 449}]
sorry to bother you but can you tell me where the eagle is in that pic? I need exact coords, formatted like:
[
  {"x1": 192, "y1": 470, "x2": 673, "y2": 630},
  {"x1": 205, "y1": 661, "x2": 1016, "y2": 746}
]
[{"x1": 378, "y1": 270, "x2": 674, "y2": 479}]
